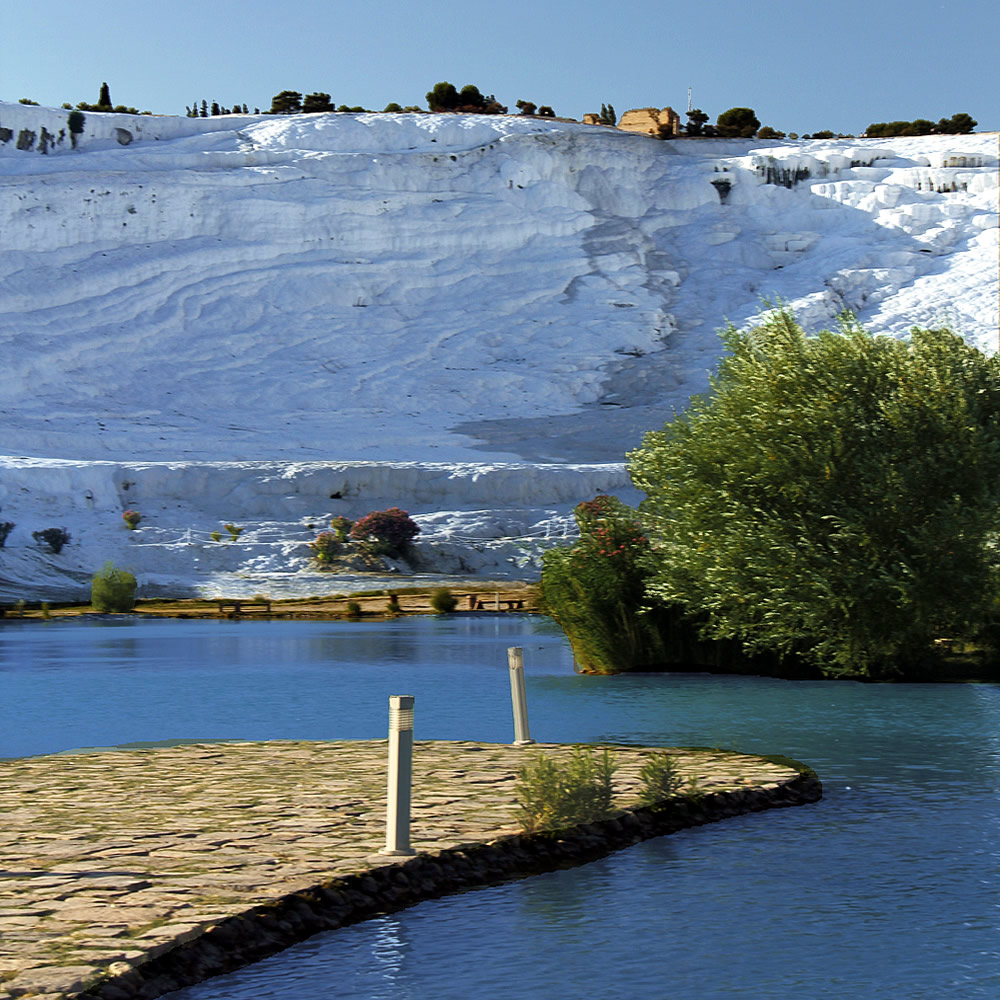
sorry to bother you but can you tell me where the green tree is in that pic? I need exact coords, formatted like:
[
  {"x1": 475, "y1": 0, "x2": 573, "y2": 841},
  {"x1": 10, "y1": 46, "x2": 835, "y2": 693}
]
[
  {"x1": 716, "y1": 107, "x2": 759, "y2": 137},
  {"x1": 91, "y1": 562, "x2": 137, "y2": 612},
  {"x1": 516, "y1": 99, "x2": 537, "y2": 116},
  {"x1": 684, "y1": 108, "x2": 709, "y2": 136},
  {"x1": 98, "y1": 82, "x2": 112, "y2": 109},
  {"x1": 599, "y1": 103, "x2": 617, "y2": 125},
  {"x1": 302, "y1": 92, "x2": 334, "y2": 113},
  {"x1": 939, "y1": 112, "x2": 977, "y2": 134},
  {"x1": 627, "y1": 311, "x2": 1000, "y2": 678},
  {"x1": 426, "y1": 81, "x2": 459, "y2": 111},
  {"x1": 269, "y1": 90, "x2": 302, "y2": 114}
]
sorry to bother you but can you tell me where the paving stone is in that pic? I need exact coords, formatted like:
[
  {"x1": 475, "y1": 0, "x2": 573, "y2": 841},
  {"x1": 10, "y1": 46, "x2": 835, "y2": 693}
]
[{"x1": 1, "y1": 738, "x2": 809, "y2": 999}]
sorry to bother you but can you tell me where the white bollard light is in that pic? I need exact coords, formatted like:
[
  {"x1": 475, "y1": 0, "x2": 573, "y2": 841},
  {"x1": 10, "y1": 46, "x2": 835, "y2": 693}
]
[
  {"x1": 507, "y1": 646, "x2": 535, "y2": 746},
  {"x1": 380, "y1": 694, "x2": 416, "y2": 856}
]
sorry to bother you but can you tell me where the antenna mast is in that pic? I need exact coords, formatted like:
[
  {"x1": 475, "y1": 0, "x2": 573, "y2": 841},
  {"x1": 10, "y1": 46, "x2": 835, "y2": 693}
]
[{"x1": 687, "y1": 87, "x2": 692, "y2": 113}]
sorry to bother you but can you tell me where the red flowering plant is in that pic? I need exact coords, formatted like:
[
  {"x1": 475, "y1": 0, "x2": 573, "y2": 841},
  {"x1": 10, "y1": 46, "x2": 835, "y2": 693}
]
[
  {"x1": 349, "y1": 507, "x2": 420, "y2": 558},
  {"x1": 122, "y1": 509, "x2": 142, "y2": 530},
  {"x1": 541, "y1": 495, "x2": 662, "y2": 673}
]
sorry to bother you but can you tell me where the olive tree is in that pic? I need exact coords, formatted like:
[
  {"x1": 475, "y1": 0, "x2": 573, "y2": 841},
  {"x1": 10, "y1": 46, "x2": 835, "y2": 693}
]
[{"x1": 628, "y1": 311, "x2": 1000, "y2": 677}]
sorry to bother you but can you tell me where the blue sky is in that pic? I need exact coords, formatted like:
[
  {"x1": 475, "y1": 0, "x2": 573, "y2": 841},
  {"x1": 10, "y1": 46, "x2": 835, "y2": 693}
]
[{"x1": 3, "y1": 0, "x2": 996, "y2": 133}]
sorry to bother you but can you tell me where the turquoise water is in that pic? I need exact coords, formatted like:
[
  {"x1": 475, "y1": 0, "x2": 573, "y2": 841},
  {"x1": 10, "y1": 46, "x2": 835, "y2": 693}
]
[{"x1": 3, "y1": 616, "x2": 999, "y2": 998}]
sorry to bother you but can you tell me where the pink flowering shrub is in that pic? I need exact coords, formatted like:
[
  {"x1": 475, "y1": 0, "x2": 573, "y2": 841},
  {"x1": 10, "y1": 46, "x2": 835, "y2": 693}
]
[
  {"x1": 349, "y1": 508, "x2": 420, "y2": 558},
  {"x1": 122, "y1": 509, "x2": 142, "y2": 530}
]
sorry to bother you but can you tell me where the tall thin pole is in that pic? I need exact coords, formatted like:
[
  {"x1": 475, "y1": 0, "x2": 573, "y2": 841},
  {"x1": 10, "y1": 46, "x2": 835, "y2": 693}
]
[
  {"x1": 508, "y1": 647, "x2": 534, "y2": 746},
  {"x1": 380, "y1": 695, "x2": 416, "y2": 856}
]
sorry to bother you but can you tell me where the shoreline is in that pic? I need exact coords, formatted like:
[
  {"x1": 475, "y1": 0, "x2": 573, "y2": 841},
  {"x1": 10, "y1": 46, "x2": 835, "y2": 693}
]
[
  {"x1": 1, "y1": 740, "x2": 821, "y2": 999},
  {"x1": 0, "y1": 582, "x2": 541, "y2": 622}
]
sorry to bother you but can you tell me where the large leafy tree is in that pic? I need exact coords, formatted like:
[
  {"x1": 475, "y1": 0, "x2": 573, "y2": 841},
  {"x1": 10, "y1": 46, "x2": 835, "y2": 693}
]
[{"x1": 628, "y1": 311, "x2": 1000, "y2": 677}]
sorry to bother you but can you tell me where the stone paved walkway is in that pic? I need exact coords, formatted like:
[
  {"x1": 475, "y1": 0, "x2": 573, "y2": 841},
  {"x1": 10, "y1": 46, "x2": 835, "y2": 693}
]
[{"x1": 1, "y1": 740, "x2": 804, "y2": 999}]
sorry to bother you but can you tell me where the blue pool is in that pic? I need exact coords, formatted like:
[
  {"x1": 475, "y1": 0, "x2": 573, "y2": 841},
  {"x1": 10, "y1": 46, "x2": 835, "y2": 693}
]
[{"x1": 3, "y1": 615, "x2": 999, "y2": 998}]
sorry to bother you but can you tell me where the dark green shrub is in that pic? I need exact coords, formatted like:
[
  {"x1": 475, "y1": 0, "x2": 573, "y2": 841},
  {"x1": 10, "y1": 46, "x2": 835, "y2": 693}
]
[
  {"x1": 515, "y1": 749, "x2": 616, "y2": 833},
  {"x1": 430, "y1": 587, "x2": 457, "y2": 613},
  {"x1": 91, "y1": 562, "x2": 137, "y2": 612},
  {"x1": 387, "y1": 592, "x2": 401, "y2": 613},
  {"x1": 33, "y1": 528, "x2": 70, "y2": 554},
  {"x1": 67, "y1": 110, "x2": 85, "y2": 148},
  {"x1": 346, "y1": 600, "x2": 362, "y2": 617},
  {"x1": 0, "y1": 521, "x2": 14, "y2": 547},
  {"x1": 330, "y1": 516, "x2": 353, "y2": 541},
  {"x1": 350, "y1": 508, "x2": 420, "y2": 558},
  {"x1": 310, "y1": 531, "x2": 339, "y2": 563}
]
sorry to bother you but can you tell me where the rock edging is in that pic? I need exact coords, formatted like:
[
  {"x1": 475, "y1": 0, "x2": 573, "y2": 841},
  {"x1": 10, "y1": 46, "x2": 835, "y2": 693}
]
[{"x1": 75, "y1": 769, "x2": 821, "y2": 1000}]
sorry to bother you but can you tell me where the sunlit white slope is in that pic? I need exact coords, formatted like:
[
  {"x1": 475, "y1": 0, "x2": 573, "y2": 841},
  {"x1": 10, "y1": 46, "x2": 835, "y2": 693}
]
[{"x1": 0, "y1": 104, "x2": 996, "y2": 598}]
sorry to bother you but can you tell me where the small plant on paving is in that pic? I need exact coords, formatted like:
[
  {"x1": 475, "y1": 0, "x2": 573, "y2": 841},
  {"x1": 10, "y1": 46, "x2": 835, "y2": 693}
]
[
  {"x1": 637, "y1": 753, "x2": 682, "y2": 808},
  {"x1": 684, "y1": 776, "x2": 706, "y2": 803},
  {"x1": 223, "y1": 522, "x2": 243, "y2": 542},
  {"x1": 430, "y1": 587, "x2": 457, "y2": 613},
  {"x1": 349, "y1": 507, "x2": 420, "y2": 558},
  {"x1": 210, "y1": 531, "x2": 223, "y2": 542},
  {"x1": 33, "y1": 527, "x2": 71, "y2": 553},
  {"x1": 91, "y1": 561, "x2": 137, "y2": 612},
  {"x1": 310, "y1": 531, "x2": 340, "y2": 564},
  {"x1": 515, "y1": 748, "x2": 617, "y2": 833},
  {"x1": 0, "y1": 521, "x2": 14, "y2": 547},
  {"x1": 330, "y1": 515, "x2": 353, "y2": 541},
  {"x1": 122, "y1": 509, "x2": 142, "y2": 530}
]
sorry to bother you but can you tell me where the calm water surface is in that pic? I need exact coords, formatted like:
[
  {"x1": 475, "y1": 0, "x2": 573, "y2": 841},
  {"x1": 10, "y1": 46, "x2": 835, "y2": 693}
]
[{"x1": 3, "y1": 616, "x2": 999, "y2": 998}]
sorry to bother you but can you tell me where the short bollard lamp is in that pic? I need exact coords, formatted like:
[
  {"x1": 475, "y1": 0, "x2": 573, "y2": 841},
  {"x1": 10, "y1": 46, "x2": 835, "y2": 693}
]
[
  {"x1": 380, "y1": 694, "x2": 416, "y2": 856},
  {"x1": 507, "y1": 647, "x2": 534, "y2": 746}
]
